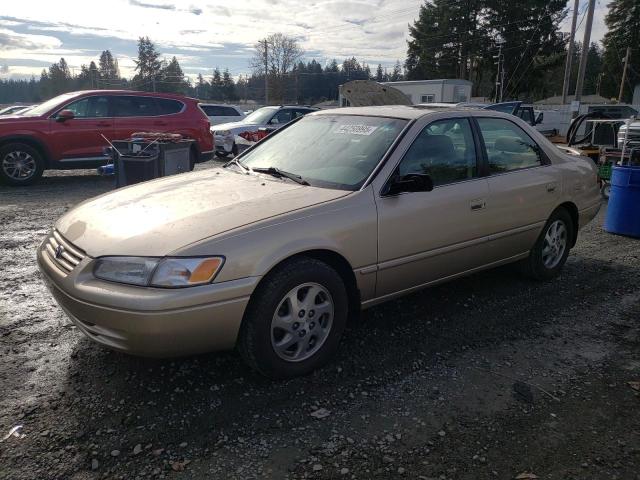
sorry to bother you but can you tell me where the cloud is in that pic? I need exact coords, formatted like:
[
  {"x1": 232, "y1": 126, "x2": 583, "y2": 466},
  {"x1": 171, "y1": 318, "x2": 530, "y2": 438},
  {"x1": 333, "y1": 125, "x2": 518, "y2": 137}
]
[
  {"x1": 0, "y1": 29, "x2": 61, "y2": 50},
  {"x1": 129, "y1": 0, "x2": 175, "y2": 11},
  {"x1": 189, "y1": 5, "x2": 203, "y2": 15}
]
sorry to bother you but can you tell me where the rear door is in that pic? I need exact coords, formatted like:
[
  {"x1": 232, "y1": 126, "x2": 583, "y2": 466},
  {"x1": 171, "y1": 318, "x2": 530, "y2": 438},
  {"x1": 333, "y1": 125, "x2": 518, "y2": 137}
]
[
  {"x1": 112, "y1": 95, "x2": 160, "y2": 139},
  {"x1": 48, "y1": 95, "x2": 113, "y2": 162},
  {"x1": 474, "y1": 115, "x2": 561, "y2": 261}
]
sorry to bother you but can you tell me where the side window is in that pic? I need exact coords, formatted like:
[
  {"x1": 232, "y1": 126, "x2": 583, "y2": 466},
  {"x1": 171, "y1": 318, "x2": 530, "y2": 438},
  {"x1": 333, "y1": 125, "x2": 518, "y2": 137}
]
[
  {"x1": 292, "y1": 108, "x2": 310, "y2": 119},
  {"x1": 270, "y1": 109, "x2": 293, "y2": 125},
  {"x1": 113, "y1": 96, "x2": 159, "y2": 117},
  {"x1": 63, "y1": 96, "x2": 109, "y2": 118},
  {"x1": 201, "y1": 105, "x2": 224, "y2": 116},
  {"x1": 421, "y1": 94, "x2": 435, "y2": 103},
  {"x1": 398, "y1": 118, "x2": 477, "y2": 186},
  {"x1": 220, "y1": 106, "x2": 241, "y2": 116},
  {"x1": 477, "y1": 117, "x2": 542, "y2": 173},
  {"x1": 517, "y1": 108, "x2": 533, "y2": 125},
  {"x1": 156, "y1": 98, "x2": 183, "y2": 115}
]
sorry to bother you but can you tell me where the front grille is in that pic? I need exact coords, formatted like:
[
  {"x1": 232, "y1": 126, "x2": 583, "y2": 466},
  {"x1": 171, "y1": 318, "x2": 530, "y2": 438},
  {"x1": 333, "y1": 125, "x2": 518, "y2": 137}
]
[{"x1": 43, "y1": 230, "x2": 85, "y2": 274}]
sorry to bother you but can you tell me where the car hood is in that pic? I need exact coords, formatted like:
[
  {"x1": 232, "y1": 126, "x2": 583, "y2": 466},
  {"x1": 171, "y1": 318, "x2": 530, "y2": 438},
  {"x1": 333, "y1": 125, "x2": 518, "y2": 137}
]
[{"x1": 55, "y1": 167, "x2": 349, "y2": 258}]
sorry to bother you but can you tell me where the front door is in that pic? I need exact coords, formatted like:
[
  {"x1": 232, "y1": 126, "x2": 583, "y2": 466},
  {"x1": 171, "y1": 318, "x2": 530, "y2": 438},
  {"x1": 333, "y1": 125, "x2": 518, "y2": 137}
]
[
  {"x1": 48, "y1": 95, "x2": 113, "y2": 162},
  {"x1": 374, "y1": 116, "x2": 491, "y2": 298}
]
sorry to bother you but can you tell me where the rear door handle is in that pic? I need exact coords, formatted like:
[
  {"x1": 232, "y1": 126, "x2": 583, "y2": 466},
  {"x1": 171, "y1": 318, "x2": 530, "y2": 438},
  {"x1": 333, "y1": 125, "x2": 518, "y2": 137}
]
[
  {"x1": 470, "y1": 199, "x2": 486, "y2": 211},
  {"x1": 96, "y1": 122, "x2": 111, "y2": 127},
  {"x1": 546, "y1": 182, "x2": 558, "y2": 192},
  {"x1": 154, "y1": 121, "x2": 168, "y2": 126}
]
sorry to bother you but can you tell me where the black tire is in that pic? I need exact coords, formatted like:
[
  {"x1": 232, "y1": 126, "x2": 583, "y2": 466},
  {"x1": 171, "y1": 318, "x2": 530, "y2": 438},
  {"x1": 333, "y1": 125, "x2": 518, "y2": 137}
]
[
  {"x1": 520, "y1": 208, "x2": 574, "y2": 281},
  {"x1": 238, "y1": 257, "x2": 349, "y2": 379},
  {"x1": 0, "y1": 142, "x2": 45, "y2": 186}
]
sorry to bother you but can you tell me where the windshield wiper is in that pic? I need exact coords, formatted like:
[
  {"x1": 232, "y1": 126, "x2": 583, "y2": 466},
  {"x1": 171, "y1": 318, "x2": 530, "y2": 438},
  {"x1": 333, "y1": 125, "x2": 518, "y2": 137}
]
[
  {"x1": 224, "y1": 157, "x2": 253, "y2": 174},
  {"x1": 251, "y1": 167, "x2": 310, "y2": 186}
]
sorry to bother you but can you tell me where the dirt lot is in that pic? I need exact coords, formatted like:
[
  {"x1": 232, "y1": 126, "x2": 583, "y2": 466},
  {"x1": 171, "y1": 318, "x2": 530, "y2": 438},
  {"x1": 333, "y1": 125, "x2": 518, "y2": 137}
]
[{"x1": 1, "y1": 164, "x2": 639, "y2": 480}]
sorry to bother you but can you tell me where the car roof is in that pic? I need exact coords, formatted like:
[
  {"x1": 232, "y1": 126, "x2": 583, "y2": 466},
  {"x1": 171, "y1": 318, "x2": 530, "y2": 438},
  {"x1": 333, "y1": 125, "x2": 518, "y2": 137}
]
[
  {"x1": 312, "y1": 105, "x2": 469, "y2": 120},
  {"x1": 70, "y1": 90, "x2": 194, "y2": 101}
]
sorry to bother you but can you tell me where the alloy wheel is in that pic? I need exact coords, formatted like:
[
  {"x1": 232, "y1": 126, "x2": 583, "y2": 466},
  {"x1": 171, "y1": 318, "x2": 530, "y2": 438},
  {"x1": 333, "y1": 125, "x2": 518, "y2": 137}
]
[
  {"x1": 542, "y1": 220, "x2": 567, "y2": 269},
  {"x1": 270, "y1": 282, "x2": 334, "y2": 362},
  {"x1": 2, "y1": 150, "x2": 37, "y2": 180}
]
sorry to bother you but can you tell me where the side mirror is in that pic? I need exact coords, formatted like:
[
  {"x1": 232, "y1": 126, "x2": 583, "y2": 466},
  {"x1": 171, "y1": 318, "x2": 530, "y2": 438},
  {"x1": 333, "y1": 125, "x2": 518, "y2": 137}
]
[
  {"x1": 56, "y1": 109, "x2": 75, "y2": 122},
  {"x1": 384, "y1": 173, "x2": 434, "y2": 196},
  {"x1": 535, "y1": 112, "x2": 544, "y2": 125}
]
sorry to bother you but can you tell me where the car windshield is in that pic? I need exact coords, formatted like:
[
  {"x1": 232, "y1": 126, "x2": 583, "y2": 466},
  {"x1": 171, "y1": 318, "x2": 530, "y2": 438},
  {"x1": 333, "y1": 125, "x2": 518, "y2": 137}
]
[
  {"x1": 243, "y1": 106, "x2": 279, "y2": 124},
  {"x1": 20, "y1": 92, "x2": 78, "y2": 117},
  {"x1": 239, "y1": 114, "x2": 407, "y2": 190}
]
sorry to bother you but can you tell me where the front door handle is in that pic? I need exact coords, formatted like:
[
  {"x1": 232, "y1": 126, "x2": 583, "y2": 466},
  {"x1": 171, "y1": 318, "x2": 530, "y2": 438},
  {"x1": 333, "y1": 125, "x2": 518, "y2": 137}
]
[
  {"x1": 470, "y1": 199, "x2": 486, "y2": 211},
  {"x1": 95, "y1": 122, "x2": 111, "y2": 127},
  {"x1": 154, "y1": 121, "x2": 168, "y2": 126},
  {"x1": 546, "y1": 182, "x2": 558, "y2": 193}
]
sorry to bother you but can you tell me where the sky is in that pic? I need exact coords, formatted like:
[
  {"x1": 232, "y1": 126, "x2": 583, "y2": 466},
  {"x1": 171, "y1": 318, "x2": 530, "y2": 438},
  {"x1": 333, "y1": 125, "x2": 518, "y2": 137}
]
[{"x1": 0, "y1": 0, "x2": 610, "y2": 82}]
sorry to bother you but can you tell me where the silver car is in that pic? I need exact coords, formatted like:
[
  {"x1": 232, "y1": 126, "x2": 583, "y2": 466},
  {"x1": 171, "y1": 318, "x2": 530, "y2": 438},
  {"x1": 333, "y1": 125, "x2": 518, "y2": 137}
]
[
  {"x1": 212, "y1": 105, "x2": 317, "y2": 157},
  {"x1": 38, "y1": 106, "x2": 601, "y2": 378}
]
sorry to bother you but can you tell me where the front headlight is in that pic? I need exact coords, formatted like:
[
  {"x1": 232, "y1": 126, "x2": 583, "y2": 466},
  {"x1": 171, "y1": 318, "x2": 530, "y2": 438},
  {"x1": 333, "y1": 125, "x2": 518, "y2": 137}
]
[{"x1": 93, "y1": 257, "x2": 224, "y2": 288}]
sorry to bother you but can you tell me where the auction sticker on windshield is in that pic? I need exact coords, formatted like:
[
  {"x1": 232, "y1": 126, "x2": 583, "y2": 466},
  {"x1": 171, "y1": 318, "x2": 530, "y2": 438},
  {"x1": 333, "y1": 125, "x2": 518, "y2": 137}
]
[{"x1": 334, "y1": 124, "x2": 378, "y2": 135}]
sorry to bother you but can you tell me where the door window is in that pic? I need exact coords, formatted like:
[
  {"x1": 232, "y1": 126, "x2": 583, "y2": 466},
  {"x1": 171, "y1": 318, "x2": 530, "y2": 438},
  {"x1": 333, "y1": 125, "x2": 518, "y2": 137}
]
[
  {"x1": 477, "y1": 117, "x2": 543, "y2": 173},
  {"x1": 62, "y1": 96, "x2": 110, "y2": 118},
  {"x1": 397, "y1": 117, "x2": 478, "y2": 186},
  {"x1": 113, "y1": 96, "x2": 159, "y2": 117},
  {"x1": 269, "y1": 109, "x2": 293, "y2": 125}
]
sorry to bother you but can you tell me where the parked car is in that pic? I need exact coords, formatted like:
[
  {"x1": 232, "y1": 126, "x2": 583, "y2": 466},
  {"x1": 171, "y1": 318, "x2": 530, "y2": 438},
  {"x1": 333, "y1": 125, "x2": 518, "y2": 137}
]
[
  {"x1": 0, "y1": 90, "x2": 214, "y2": 186},
  {"x1": 199, "y1": 103, "x2": 245, "y2": 126},
  {"x1": 212, "y1": 105, "x2": 317, "y2": 157},
  {"x1": 0, "y1": 105, "x2": 33, "y2": 116},
  {"x1": 38, "y1": 106, "x2": 601, "y2": 378}
]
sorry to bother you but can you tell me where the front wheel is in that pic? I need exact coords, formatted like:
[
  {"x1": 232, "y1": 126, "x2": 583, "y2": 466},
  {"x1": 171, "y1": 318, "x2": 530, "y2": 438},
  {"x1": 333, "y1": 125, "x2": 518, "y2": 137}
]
[
  {"x1": 0, "y1": 143, "x2": 45, "y2": 186},
  {"x1": 238, "y1": 257, "x2": 348, "y2": 379},
  {"x1": 520, "y1": 208, "x2": 573, "y2": 280}
]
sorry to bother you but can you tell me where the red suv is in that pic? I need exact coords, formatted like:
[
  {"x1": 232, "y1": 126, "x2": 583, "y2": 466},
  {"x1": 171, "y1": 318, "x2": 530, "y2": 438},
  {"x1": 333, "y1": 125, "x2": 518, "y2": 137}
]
[{"x1": 0, "y1": 90, "x2": 214, "y2": 185}]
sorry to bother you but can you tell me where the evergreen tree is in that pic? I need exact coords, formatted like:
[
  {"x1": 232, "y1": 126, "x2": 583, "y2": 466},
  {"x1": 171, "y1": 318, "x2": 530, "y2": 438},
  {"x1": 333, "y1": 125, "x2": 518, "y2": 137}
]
[
  {"x1": 601, "y1": 0, "x2": 640, "y2": 101},
  {"x1": 390, "y1": 60, "x2": 403, "y2": 81},
  {"x1": 98, "y1": 50, "x2": 119, "y2": 81},
  {"x1": 210, "y1": 68, "x2": 223, "y2": 100},
  {"x1": 222, "y1": 68, "x2": 237, "y2": 101},
  {"x1": 48, "y1": 58, "x2": 72, "y2": 96},
  {"x1": 160, "y1": 56, "x2": 189, "y2": 94},
  {"x1": 375, "y1": 64, "x2": 384, "y2": 82},
  {"x1": 133, "y1": 36, "x2": 162, "y2": 91}
]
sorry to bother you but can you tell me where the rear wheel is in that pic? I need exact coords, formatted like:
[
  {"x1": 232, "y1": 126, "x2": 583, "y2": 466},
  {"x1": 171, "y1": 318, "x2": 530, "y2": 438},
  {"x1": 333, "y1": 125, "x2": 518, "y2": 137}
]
[
  {"x1": 520, "y1": 208, "x2": 573, "y2": 280},
  {"x1": 238, "y1": 257, "x2": 348, "y2": 379},
  {"x1": 0, "y1": 143, "x2": 45, "y2": 186}
]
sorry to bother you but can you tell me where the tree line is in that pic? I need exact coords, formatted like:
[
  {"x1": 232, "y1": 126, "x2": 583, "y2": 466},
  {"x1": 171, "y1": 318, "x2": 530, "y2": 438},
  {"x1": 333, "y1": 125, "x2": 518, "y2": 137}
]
[
  {"x1": 405, "y1": 0, "x2": 638, "y2": 102},
  {"x1": 0, "y1": 0, "x2": 637, "y2": 106}
]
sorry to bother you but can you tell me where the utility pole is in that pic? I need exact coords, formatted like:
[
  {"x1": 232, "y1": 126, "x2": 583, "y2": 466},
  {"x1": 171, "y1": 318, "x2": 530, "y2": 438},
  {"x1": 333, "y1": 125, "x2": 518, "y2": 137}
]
[
  {"x1": 493, "y1": 41, "x2": 504, "y2": 103},
  {"x1": 574, "y1": 0, "x2": 596, "y2": 103},
  {"x1": 262, "y1": 39, "x2": 269, "y2": 105},
  {"x1": 618, "y1": 46, "x2": 631, "y2": 103},
  {"x1": 561, "y1": 0, "x2": 580, "y2": 104}
]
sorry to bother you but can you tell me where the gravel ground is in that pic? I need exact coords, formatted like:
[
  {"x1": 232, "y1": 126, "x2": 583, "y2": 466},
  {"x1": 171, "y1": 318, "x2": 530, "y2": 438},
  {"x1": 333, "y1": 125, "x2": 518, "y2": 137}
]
[{"x1": 1, "y1": 164, "x2": 639, "y2": 480}]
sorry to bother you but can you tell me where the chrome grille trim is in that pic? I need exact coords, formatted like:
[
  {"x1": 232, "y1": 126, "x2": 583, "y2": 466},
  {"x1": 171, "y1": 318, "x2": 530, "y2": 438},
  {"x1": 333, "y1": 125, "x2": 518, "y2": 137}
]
[{"x1": 43, "y1": 230, "x2": 85, "y2": 274}]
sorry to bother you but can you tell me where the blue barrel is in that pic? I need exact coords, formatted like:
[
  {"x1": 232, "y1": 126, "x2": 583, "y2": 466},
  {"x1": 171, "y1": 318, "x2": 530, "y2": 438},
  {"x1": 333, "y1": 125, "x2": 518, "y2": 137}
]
[{"x1": 604, "y1": 165, "x2": 640, "y2": 238}]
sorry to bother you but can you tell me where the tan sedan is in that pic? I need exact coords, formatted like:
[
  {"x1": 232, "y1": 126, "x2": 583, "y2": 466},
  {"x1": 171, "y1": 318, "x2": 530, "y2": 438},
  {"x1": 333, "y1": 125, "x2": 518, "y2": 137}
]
[{"x1": 37, "y1": 106, "x2": 601, "y2": 378}]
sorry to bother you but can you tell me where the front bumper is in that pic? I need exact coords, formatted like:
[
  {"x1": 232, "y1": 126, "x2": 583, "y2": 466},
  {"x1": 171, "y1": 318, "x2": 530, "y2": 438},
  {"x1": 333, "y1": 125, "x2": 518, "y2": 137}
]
[{"x1": 37, "y1": 240, "x2": 258, "y2": 357}]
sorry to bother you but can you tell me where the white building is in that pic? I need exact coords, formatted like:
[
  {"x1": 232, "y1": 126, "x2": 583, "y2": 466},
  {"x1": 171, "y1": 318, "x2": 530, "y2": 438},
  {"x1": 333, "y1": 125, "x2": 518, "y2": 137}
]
[{"x1": 381, "y1": 79, "x2": 473, "y2": 104}]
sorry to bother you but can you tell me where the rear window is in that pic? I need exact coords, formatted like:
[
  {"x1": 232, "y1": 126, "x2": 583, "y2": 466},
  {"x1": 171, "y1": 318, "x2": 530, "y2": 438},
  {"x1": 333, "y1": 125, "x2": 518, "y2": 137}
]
[
  {"x1": 113, "y1": 96, "x2": 159, "y2": 117},
  {"x1": 201, "y1": 105, "x2": 240, "y2": 117},
  {"x1": 156, "y1": 98, "x2": 184, "y2": 115}
]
